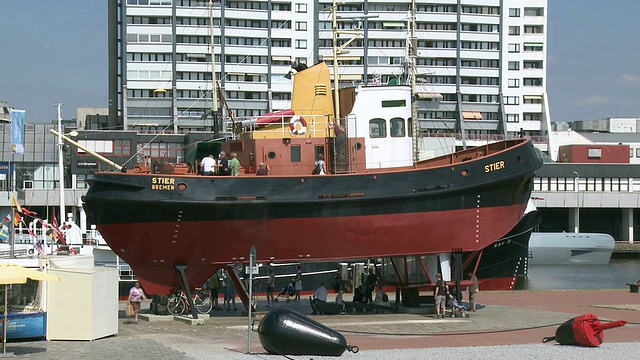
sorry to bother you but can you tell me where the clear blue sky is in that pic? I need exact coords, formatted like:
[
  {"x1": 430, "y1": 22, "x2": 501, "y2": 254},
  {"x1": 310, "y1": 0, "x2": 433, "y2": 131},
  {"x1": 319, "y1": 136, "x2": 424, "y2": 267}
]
[{"x1": 0, "y1": 1, "x2": 638, "y2": 123}]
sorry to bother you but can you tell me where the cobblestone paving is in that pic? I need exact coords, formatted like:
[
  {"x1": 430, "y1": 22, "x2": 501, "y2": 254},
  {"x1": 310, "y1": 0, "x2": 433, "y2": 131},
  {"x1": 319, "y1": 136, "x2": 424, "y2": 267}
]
[{"x1": 4, "y1": 292, "x2": 639, "y2": 359}]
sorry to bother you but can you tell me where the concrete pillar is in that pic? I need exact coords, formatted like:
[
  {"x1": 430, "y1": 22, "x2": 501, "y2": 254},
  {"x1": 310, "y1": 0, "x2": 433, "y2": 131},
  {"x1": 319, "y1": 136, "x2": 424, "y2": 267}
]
[
  {"x1": 569, "y1": 207, "x2": 580, "y2": 233},
  {"x1": 623, "y1": 208, "x2": 634, "y2": 244}
]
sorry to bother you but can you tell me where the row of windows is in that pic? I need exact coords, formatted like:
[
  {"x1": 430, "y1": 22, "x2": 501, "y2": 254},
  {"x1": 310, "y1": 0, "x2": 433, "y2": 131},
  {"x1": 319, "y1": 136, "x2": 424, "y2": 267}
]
[
  {"x1": 126, "y1": 70, "x2": 172, "y2": 80},
  {"x1": 76, "y1": 139, "x2": 185, "y2": 160},
  {"x1": 127, "y1": 16, "x2": 172, "y2": 25},
  {"x1": 509, "y1": 8, "x2": 545, "y2": 17},
  {"x1": 369, "y1": 118, "x2": 411, "y2": 138},
  {"x1": 504, "y1": 96, "x2": 543, "y2": 105},
  {"x1": 509, "y1": 60, "x2": 544, "y2": 70},
  {"x1": 534, "y1": 178, "x2": 627, "y2": 192},
  {"x1": 508, "y1": 43, "x2": 544, "y2": 53},
  {"x1": 507, "y1": 78, "x2": 544, "y2": 87},
  {"x1": 127, "y1": 0, "x2": 171, "y2": 5},
  {"x1": 126, "y1": 33, "x2": 172, "y2": 43}
]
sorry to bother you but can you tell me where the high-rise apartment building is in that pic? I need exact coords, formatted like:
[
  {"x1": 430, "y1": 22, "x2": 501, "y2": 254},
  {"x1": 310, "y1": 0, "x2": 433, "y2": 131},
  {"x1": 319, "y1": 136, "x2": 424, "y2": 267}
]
[{"x1": 109, "y1": 0, "x2": 550, "y2": 148}]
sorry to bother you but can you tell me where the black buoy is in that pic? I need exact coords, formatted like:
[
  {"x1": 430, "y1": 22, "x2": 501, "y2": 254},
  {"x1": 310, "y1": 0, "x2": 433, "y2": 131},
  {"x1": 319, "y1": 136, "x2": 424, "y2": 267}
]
[
  {"x1": 542, "y1": 313, "x2": 627, "y2": 347},
  {"x1": 258, "y1": 308, "x2": 358, "y2": 356}
]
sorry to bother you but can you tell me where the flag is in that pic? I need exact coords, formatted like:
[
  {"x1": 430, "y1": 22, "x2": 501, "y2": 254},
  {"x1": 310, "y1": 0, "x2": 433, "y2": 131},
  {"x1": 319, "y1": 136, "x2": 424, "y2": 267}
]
[
  {"x1": 14, "y1": 211, "x2": 22, "y2": 227},
  {"x1": 0, "y1": 224, "x2": 9, "y2": 242},
  {"x1": 3, "y1": 212, "x2": 10, "y2": 223},
  {"x1": 10, "y1": 109, "x2": 25, "y2": 154},
  {"x1": 11, "y1": 194, "x2": 23, "y2": 214}
]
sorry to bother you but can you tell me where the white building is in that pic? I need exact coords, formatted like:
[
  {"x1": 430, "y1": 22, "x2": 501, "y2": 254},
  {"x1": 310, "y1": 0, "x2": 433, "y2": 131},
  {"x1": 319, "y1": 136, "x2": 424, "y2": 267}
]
[{"x1": 109, "y1": 0, "x2": 551, "y2": 148}]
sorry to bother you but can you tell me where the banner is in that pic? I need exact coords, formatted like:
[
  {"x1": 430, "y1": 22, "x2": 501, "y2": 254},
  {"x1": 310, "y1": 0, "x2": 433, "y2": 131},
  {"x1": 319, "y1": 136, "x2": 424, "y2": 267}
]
[{"x1": 11, "y1": 109, "x2": 25, "y2": 154}]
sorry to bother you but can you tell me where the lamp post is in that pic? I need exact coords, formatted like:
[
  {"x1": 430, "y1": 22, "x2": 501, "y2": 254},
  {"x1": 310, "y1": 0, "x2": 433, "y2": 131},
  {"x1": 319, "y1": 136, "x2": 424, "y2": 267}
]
[
  {"x1": 573, "y1": 171, "x2": 580, "y2": 233},
  {"x1": 247, "y1": 246, "x2": 256, "y2": 354},
  {"x1": 55, "y1": 102, "x2": 65, "y2": 225}
]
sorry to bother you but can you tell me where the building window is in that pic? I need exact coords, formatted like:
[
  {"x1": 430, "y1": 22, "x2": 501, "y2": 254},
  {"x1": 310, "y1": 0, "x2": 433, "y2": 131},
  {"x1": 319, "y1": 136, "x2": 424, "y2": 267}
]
[
  {"x1": 295, "y1": 3, "x2": 307, "y2": 13},
  {"x1": 524, "y1": 78, "x2": 543, "y2": 86},
  {"x1": 295, "y1": 21, "x2": 307, "y2": 31},
  {"x1": 290, "y1": 145, "x2": 301, "y2": 162},
  {"x1": 508, "y1": 43, "x2": 520, "y2": 53},
  {"x1": 508, "y1": 79, "x2": 520, "y2": 88},
  {"x1": 506, "y1": 114, "x2": 519, "y2": 123},
  {"x1": 390, "y1": 118, "x2": 405, "y2": 137},
  {"x1": 523, "y1": 60, "x2": 543, "y2": 69},
  {"x1": 369, "y1": 118, "x2": 386, "y2": 138},
  {"x1": 295, "y1": 39, "x2": 307, "y2": 49},
  {"x1": 523, "y1": 96, "x2": 543, "y2": 104},
  {"x1": 588, "y1": 148, "x2": 602, "y2": 159},
  {"x1": 508, "y1": 26, "x2": 520, "y2": 35},
  {"x1": 524, "y1": 7, "x2": 544, "y2": 16},
  {"x1": 524, "y1": 25, "x2": 544, "y2": 34},
  {"x1": 524, "y1": 43, "x2": 544, "y2": 52},
  {"x1": 504, "y1": 96, "x2": 519, "y2": 105},
  {"x1": 523, "y1": 113, "x2": 542, "y2": 121},
  {"x1": 508, "y1": 61, "x2": 520, "y2": 70},
  {"x1": 509, "y1": 8, "x2": 520, "y2": 17}
]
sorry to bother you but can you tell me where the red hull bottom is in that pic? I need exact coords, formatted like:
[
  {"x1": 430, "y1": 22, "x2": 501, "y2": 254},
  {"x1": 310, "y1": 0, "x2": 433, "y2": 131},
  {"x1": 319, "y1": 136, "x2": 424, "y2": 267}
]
[
  {"x1": 477, "y1": 276, "x2": 522, "y2": 291},
  {"x1": 103, "y1": 203, "x2": 526, "y2": 295}
]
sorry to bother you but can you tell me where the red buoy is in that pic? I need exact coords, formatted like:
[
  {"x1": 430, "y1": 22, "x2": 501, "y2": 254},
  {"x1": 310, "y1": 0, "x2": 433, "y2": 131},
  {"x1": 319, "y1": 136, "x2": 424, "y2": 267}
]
[{"x1": 542, "y1": 313, "x2": 627, "y2": 347}]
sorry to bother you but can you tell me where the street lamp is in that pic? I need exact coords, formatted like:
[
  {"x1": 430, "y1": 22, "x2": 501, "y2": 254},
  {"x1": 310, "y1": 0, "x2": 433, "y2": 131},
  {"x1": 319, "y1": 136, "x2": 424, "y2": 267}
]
[{"x1": 573, "y1": 171, "x2": 580, "y2": 233}]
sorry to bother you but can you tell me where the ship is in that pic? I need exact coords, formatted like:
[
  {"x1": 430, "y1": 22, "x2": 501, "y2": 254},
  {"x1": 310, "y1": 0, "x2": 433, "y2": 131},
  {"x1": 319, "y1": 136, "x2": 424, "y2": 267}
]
[
  {"x1": 528, "y1": 232, "x2": 614, "y2": 265},
  {"x1": 80, "y1": 5, "x2": 542, "y2": 296},
  {"x1": 81, "y1": 66, "x2": 541, "y2": 295}
]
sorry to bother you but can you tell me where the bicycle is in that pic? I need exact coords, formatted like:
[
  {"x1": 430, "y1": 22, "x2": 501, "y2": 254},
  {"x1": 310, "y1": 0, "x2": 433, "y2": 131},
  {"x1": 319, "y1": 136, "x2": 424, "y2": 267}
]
[{"x1": 167, "y1": 287, "x2": 212, "y2": 316}]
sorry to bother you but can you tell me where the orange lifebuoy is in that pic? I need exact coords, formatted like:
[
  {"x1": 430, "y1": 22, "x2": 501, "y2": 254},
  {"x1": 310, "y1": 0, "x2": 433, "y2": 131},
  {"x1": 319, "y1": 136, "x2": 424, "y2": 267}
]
[{"x1": 289, "y1": 116, "x2": 307, "y2": 135}]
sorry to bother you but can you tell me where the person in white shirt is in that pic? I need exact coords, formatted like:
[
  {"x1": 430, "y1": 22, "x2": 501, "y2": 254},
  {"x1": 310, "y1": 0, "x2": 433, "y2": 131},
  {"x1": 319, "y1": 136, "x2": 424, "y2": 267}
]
[
  {"x1": 311, "y1": 282, "x2": 328, "y2": 314},
  {"x1": 313, "y1": 282, "x2": 328, "y2": 303},
  {"x1": 200, "y1": 155, "x2": 216, "y2": 176}
]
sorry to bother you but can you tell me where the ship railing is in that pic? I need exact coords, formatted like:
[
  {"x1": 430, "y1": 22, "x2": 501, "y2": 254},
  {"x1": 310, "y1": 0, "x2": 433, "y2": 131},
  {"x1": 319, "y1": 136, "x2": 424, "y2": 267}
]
[{"x1": 234, "y1": 113, "x2": 333, "y2": 138}]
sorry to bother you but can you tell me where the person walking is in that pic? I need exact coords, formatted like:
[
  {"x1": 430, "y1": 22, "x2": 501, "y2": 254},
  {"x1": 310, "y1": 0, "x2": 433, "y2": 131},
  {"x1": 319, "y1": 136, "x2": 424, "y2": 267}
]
[
  {"x1": 467, "y1": 272, "x2": 478, "y2": 312},
  {"x1": 292, "y1": 265, "x2": 302, "y2": 301},
  {"x1": 128, "y1": 281, "x2": 147, "y2": 324},
  {"x1": 266, "y1": 268, "x2": 276, "y2": 308},
  {"x1": 434, "y1": 273, "x2": 448, "y2": 318}
]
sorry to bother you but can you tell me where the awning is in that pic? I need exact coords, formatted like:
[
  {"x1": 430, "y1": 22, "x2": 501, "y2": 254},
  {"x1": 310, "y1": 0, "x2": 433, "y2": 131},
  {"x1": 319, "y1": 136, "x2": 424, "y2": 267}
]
[
  {"x1": 186, "y1": 53, "x2": 206, "y2": 59},
  {"x1": 272, "y1": 56, "x2": 291, "y2": 61},
  {"x1": 462, "y1": 111, "x2": 483, "y2": 120},
  {"x1": 383, "y1": 22, "x2": 405, "y2": 27},
  {"x1": 523, "y1": 95, "x2": 543, "y2": 100},
  {"x1": 416, "y1": 92, "x2": 443, "y2": 100}
]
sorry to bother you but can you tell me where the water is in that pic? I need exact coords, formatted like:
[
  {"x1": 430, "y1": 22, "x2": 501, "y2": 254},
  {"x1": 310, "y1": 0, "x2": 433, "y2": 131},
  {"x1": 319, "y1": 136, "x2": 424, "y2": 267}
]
[{"x1": 523, "y1": 258, "x2": 640, "y2": 290}]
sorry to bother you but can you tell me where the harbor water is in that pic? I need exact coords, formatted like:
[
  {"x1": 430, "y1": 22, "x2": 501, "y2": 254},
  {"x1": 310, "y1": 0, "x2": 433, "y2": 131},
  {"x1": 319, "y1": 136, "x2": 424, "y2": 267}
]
[{"x1": 523, "y1": 258, "x2": 640, "y2": 290}]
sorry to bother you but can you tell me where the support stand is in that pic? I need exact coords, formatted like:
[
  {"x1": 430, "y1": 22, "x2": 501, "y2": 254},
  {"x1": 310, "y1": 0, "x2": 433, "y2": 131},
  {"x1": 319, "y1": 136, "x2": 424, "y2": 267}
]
[
  {"x1": 451, "y1": 251, "x2": 463, "y2": 303},
  {"x1": 174, "y1": 264, "x2": 198, "y2": 319}
]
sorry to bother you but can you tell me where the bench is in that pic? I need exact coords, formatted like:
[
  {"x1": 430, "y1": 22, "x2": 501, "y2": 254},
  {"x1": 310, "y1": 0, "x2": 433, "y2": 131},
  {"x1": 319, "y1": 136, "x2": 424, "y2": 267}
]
[{"x1": 626, "y1": 283, "x2": 639, "y2": 293}]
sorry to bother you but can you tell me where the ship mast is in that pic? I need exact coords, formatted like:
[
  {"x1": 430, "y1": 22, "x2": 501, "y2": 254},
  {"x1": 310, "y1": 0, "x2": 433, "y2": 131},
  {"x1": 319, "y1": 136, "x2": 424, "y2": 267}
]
[{"x1": 331, "y1": 0, "x2": 340, "y2": 123}]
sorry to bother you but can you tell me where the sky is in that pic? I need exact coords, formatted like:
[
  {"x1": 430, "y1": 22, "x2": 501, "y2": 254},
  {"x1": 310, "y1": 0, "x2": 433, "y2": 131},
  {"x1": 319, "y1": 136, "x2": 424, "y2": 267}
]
[{"x1": 1, "y1": 1, "x2": 639, "y2": 123}]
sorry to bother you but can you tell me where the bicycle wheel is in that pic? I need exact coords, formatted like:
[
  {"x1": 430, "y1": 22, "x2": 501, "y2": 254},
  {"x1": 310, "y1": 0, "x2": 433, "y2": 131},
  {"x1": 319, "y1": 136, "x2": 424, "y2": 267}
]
[
  {"x1": 195, "y1": 295, "x2": 213, "y2": 314},
  {"x1": 167, "y1": 296, "x2": 186, "y2": 315}
]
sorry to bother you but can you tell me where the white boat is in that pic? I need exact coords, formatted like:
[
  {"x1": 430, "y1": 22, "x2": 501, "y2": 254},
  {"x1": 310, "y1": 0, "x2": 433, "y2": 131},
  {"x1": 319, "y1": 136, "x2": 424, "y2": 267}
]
[{"x1": 528, "y1": 233, "x2": 615, "y2": 265}]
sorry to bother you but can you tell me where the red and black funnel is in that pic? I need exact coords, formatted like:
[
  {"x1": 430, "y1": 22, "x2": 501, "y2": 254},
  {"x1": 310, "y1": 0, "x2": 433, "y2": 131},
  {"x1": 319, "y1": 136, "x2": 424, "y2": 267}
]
[{"x1": 542, "y1": 313, "x2": 627, "y2": 347}]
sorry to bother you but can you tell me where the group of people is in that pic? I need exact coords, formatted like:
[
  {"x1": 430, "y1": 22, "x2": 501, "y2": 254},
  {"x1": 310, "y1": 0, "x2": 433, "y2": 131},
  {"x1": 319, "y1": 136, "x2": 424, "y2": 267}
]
[
  {"x1": 434, "y1": 272, "x2": 478, "y2": 318},
  {"x1": 199, "y1": 151, "x2": 241, "y2": 176}
]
